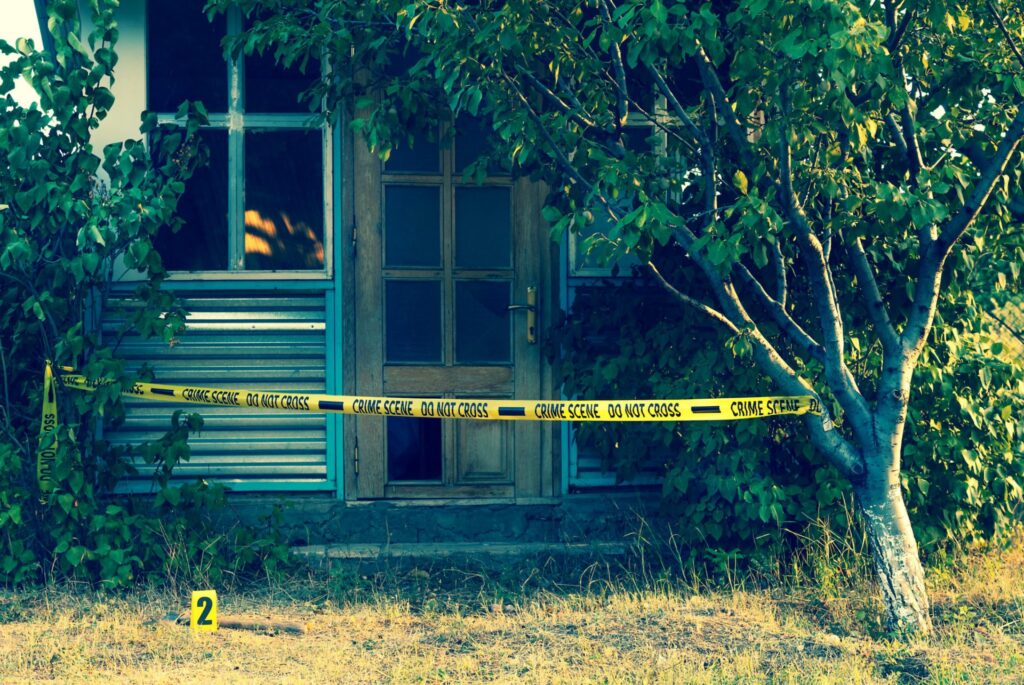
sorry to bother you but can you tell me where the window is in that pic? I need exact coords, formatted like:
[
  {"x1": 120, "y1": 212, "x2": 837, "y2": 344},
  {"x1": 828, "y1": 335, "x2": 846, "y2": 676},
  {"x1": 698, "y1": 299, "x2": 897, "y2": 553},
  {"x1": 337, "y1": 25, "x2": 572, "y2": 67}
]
[
  {"x1": 568, "y1": 117, "x2": 668, "y2": 278},
  {"x1": 147, "y1": 0, "x2": 328, "y2": 274},
  {"x1": 381, "y1": 119, "x2": 514, "y2": 368}
]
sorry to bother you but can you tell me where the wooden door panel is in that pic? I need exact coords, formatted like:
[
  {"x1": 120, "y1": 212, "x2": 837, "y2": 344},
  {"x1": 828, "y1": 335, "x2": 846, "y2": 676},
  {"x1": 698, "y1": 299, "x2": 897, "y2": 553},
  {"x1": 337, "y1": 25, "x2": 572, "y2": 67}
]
[
  {"x1": 382, "y1": 366, "x2": 514, "y2": 396},
  {"x1": 456, "y1": 421, "x2": 512, "y2": 484}
]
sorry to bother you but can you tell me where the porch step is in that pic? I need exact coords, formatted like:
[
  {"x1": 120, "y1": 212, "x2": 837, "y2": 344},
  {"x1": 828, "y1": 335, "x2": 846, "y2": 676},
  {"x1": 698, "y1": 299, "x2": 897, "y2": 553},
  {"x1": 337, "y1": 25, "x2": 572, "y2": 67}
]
[{"x1": 292, "y1": 540, "x2": 630, "y2": 563}]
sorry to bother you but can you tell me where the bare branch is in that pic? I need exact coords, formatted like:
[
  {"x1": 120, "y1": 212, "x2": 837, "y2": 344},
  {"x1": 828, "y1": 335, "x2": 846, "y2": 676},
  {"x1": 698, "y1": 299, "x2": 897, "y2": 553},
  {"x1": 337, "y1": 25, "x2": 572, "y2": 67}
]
[{"x1": 987, "y1": 0, "x2": 1024, "y2": 71}]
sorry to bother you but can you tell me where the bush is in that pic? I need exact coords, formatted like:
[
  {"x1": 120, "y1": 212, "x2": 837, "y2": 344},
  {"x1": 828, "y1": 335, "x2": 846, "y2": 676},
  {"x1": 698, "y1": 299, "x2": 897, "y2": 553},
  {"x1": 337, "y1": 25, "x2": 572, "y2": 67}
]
[{"x1": 0, "y1": 0, "x2": 290, "y2": 587}]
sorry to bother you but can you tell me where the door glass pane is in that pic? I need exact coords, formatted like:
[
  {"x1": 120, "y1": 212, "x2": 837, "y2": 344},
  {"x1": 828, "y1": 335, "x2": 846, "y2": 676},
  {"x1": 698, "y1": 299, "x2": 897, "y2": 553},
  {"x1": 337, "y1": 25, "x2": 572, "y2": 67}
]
[
  {"x1": 244, "y1": 130, "x2": 325, "y2": 270},
  {"x1": 154, "y1": 129, "x2": 229, "y2": 271},
  {"x1": 245, "y1": 50, "x2": 319, "y2": 114},
  {"x1": 147, "y1": 0, "x2": 227, "y2": 112},
  {"x1": 455, "y1": 187, "x2": 511, "y2": 269},
  {"x1": 387, "y1": 415, "x2": 442, "y2": 481},
  {"x1": 386, "y1": 280, "x2": 442, "y2": 363},
  {"x1": 455, "y1": 281, "x2": 511, "y2": 364},
  {"x1": 385, "y1": 185, "x2": 441, "y2": 267}
]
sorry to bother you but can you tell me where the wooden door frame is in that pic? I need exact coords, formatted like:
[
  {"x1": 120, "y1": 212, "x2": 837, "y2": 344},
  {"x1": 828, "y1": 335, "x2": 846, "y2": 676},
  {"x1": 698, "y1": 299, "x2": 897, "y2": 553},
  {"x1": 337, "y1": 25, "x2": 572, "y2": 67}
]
[{"x1": 346, "y1": 127, "x2": 555, "y2": 500}]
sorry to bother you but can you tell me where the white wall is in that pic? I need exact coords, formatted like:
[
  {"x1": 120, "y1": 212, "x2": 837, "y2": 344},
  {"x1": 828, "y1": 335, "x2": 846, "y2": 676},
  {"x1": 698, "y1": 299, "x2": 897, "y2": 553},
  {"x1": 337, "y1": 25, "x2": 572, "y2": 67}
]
[{"x1": 79, "y1": 0, "x2": 147, "y2": 151}]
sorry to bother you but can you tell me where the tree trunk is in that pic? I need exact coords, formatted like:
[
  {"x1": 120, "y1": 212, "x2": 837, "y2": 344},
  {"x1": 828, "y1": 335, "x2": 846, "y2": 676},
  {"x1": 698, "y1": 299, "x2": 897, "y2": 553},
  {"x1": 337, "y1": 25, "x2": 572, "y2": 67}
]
[{"x1": 855, "y1": 467, "x2": 932, "y2": 635}]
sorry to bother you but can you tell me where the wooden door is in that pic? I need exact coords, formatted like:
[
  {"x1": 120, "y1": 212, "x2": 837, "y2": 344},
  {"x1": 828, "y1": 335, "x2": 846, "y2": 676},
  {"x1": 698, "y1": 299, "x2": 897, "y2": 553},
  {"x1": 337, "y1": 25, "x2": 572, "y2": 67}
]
[{"x1": 353, "y1": 123, "x2": 545, "y2": 498}]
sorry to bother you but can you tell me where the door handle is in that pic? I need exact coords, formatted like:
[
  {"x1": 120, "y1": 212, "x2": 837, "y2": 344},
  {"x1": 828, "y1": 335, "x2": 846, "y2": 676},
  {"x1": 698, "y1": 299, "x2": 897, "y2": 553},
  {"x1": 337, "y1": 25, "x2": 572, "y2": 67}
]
[{"x1": 507, "y1": 286, "x2": 537, "y2": 344}]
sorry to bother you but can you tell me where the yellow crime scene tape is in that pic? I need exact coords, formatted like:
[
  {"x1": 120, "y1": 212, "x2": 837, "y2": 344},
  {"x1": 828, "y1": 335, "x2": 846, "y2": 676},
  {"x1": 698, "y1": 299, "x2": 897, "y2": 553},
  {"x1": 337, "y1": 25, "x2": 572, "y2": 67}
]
[
  {"x1": 50, "y1": 363, "x2": 822, "y2": 422},
  {"x1": 38, "y1": 362, "x2": 823, "y2": 494},
  {"x1": 36, "y1": 362, "x2": 59, "y2": 501}
]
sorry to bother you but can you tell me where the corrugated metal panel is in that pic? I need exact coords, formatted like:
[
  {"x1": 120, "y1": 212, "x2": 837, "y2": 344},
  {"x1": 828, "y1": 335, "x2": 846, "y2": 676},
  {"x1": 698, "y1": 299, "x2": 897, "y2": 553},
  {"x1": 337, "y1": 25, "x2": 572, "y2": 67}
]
[
  {"x1": 569, "y1": 442, "x2": 662, "y2": 489},
  {"x1": 101, "y1": 290, "x2": 329, "y2": 490}
]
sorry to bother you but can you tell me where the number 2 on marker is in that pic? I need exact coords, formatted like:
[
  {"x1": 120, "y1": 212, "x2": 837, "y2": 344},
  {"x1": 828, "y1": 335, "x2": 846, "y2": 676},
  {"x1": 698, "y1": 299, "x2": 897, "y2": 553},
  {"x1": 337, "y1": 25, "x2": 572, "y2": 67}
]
[{"x1": 190, "y1": 590, "x2": 218, "y2": 631}]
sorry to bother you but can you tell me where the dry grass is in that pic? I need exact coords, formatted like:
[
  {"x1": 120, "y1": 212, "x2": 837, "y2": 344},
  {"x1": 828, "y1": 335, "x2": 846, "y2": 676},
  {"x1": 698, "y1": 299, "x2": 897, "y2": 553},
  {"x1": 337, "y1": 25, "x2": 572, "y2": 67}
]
[{"x1": 0, "y1": 540, "x2": 1022, "y2": 684}]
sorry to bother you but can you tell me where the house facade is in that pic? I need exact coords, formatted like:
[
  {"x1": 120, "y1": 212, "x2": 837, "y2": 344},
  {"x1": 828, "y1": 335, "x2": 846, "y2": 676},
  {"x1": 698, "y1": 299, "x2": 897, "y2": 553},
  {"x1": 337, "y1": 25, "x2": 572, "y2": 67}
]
[{"x1": 50, "y1": 0, "x2": 655, "y2": 510}]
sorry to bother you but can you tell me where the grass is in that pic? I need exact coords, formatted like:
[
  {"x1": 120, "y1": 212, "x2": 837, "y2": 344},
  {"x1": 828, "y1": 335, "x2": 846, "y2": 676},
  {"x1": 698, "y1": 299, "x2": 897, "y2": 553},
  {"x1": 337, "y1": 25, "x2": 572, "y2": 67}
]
[{"x1": 0, "y1": 537, "x2": 1022, "y2": 684}]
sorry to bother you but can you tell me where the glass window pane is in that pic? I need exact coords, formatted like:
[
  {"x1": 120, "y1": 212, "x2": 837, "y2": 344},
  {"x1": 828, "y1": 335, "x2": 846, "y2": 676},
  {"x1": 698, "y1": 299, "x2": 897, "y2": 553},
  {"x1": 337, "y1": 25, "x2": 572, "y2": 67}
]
[
  {"x1": 385, "y1": 135, "x2": 440, "y2": 174},
  {"x1": 154, "y1": 129, "x2": 228, "y2": 271},
  {"x1": 386, "y1": 280, "x2": 442, "y2": 363},
  {"x1": 455, "y1": 187, "x2": 511, "y2": 269},
  {"x1": 244, "y1": 130, "x2": 325, "y2": 270},
  {"x1": 147, "y1": 0, "x2": 227, "y2": 112},
  {"x1": 387, "y1": 415, "x2": 442, "y2": 481},
  {"x1": 245, "y1": 50, "x2": 319, "y2": 114},
  {"x1": 384, "y1": 185, "x2": 441, "y2": 268},
  {"x1": 456, "y1": 281, "x2": 511, "y2": 364}
]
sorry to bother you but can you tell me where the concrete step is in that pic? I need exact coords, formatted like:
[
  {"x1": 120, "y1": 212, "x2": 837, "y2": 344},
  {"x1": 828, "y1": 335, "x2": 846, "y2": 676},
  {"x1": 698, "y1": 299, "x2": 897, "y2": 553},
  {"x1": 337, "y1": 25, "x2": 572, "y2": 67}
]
[
  {"x1": 292, "y1": 540, "x2": 631, "y2": 563},
  {"x1": 220, "y1": 491, "x2": 666, "y2": 547}
]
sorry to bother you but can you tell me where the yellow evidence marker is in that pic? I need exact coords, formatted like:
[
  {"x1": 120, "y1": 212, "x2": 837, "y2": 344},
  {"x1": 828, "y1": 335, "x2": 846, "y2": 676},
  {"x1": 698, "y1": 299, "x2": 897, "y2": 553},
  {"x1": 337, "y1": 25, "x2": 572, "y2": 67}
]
[{"x1": 190, "y1": 590, "x2": 218, "y2": 631}]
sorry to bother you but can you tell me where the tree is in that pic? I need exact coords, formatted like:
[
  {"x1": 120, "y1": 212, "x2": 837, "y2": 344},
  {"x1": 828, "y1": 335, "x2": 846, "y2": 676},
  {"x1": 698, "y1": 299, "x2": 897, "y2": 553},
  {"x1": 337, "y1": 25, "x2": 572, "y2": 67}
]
[{"x1": 223, "y1": 0, "x2": 1024, "y2": 633}]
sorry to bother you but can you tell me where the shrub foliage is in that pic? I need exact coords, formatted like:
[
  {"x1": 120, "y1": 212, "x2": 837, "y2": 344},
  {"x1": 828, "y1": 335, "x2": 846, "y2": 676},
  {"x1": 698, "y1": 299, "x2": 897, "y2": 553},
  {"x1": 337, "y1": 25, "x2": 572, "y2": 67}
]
[{"x1": 0, "y1": 0, "x2": 288, "y2": 587}]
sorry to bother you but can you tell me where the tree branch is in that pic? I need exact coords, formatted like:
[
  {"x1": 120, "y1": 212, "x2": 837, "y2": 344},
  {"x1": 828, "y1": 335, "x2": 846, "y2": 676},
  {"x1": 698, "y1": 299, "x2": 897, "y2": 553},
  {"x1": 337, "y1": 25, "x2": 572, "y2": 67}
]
[
  {"x1": 882, "y1": 2, "x2": 925, "y2": 187},
  {"x1": 885, "y1": 112, "x2": 910, "y2": 171},
  {"x1": 696, "y1": 49, "x2": 755, "y2": 170},
  {"x1": 935, "y1": 106, "x2": 1024, "y2": 253},
  {"x1": 734, "y1": 262, "x2": 825, "y2": 363},
  {"x1": 649, "y1": 256, "x2": 864, "y2": 478},
  {"x1": 777, "y1": 84, "x2": 873, "y2": 430},
  {"x1": 515, "y1": 67, "x2": 598, "y2": 130},
  {"x1": 598, "y1": 0, "x2": 629, "y2": 129},
  {"x1": 647, "y1": 262, "x2": 739, "y2": 333},
  {"x1": 658, "y1": 217, "x2": 866, "y2": 477},
  {"x1": 886, "y1": 7, "x2": 916, "y2": 53},
  {"x1": 771, "y1": 239, "x2": 788, "y2": 306},
  {"x1": 694, "y1": 55, "x2": 872, "y2": 434},
  {"x1": 903, "y1": 104, "x2": 1024, "y2": 353},
  {"x1": 987, "y1": 0, "x2": 1024, "y2": 71},
  {"x1": 846, "y1": 234, "x2": 901, "y2": 354},
  {"x1": 647, "y1": 63, "x2": 711, "y2": 151}
]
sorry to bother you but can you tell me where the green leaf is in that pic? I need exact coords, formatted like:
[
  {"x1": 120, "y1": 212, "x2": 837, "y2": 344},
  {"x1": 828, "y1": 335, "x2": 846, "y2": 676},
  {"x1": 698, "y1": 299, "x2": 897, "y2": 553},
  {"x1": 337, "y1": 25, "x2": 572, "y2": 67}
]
[
  {"x1": 733, "y1": 170, "x2": 749, "y2": 195},
  {"x1": 66, "y1": 546, "x2": 87, "y2": 568}
]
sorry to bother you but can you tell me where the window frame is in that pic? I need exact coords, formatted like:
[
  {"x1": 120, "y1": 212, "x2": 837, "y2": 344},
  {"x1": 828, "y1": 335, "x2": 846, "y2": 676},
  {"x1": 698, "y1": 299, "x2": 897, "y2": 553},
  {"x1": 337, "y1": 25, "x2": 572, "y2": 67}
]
[{"x1": 148, "y1": 5, "x2": 333, "y2": 281}]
